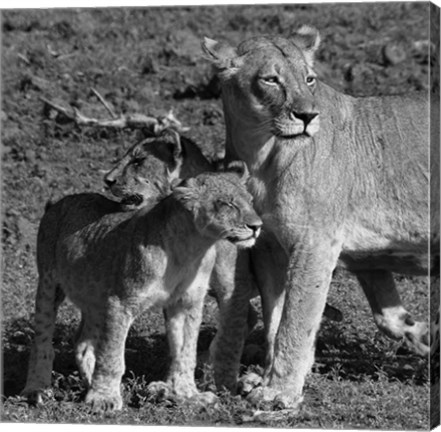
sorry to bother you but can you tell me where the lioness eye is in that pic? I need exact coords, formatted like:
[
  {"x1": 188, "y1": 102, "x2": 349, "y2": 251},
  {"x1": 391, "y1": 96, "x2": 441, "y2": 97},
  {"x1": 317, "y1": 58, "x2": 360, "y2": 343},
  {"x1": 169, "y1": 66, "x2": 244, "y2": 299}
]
[
  {"x1": 261, "y1": 76, "x2": 279, "y2": 85},
  {"x1": 305, "y1": 75, "x2": 316, "y2": 85}
]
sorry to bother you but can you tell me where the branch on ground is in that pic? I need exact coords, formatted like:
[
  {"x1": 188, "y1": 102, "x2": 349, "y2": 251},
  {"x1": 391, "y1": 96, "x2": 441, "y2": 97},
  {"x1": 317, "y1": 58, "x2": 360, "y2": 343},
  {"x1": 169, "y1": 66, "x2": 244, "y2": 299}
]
[{"x1": 40, "y1": 96, "x2": 190, "y2": 135}]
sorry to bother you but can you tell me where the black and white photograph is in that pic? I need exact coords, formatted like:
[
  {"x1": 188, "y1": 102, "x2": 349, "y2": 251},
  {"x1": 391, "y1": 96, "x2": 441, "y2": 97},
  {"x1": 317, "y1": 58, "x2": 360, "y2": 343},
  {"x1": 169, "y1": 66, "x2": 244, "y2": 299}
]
[{"x1": 1, "y1": 1, "x2": 440, "y2": 429}]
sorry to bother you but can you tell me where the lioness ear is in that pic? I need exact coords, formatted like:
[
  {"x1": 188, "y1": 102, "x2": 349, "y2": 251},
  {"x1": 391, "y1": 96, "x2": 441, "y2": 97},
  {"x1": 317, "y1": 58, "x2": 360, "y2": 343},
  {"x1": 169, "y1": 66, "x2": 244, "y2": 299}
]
[
  {"x1": 202, "y1": 37, "x2": 242, "y2": 72},
  {"x1": 226, "y1": 160, "x2": 249, "y2": 183},
  {"x1": 291, "y1": 25, "x2": 321, "y2": 66}
]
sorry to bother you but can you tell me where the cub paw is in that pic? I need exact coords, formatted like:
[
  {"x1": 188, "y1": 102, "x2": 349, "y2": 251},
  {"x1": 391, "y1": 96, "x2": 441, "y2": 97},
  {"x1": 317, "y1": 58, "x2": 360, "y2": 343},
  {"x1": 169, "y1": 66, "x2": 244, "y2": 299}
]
[
  {"x1": 146, "y1": 380, "x2": 174, "y2": 402},
  {"x1": 85, "y1": 389, "x2": 123, "y2": 413},
  {"x1": 189, "y1": 391, "x2": 218, "y2": 406},
  {"x1": 237, "y1": 370, "x2": 263, "y2": 396},
  {"x1": 21, "y1": 387, "x2": 53, "y2": 406}
]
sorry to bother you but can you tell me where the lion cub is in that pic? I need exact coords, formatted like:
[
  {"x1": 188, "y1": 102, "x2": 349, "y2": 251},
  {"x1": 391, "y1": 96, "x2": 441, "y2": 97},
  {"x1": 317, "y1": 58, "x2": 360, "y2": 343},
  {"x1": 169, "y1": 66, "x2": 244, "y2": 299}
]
[{"x1": 22, "y1": 163, "x2": 262, "y2": 412}]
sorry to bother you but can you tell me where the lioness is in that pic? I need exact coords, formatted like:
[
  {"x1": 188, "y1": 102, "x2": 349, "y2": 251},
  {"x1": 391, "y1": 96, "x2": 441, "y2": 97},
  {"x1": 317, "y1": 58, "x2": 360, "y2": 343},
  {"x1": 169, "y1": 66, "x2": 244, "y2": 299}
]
[
  {"x1": 22, "y1": 164, "x2": 262, "y2": 412},
  {"x1": 203, "y1": 26, "x2": 438, "y2": 408}
]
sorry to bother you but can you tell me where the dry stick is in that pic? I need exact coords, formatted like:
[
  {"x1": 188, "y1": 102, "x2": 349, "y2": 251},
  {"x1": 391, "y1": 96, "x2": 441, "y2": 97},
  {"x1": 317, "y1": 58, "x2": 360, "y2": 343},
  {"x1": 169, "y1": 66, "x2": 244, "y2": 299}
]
[
  {"x1": 39, "y1": 96, "x2": 189, "y2": 134},
  {"x1": 17, "y1": 53, "x2": 31, "y2": 65},
  {"x1": 91, "y1": 87, "x2": 117, "y2": 119}
]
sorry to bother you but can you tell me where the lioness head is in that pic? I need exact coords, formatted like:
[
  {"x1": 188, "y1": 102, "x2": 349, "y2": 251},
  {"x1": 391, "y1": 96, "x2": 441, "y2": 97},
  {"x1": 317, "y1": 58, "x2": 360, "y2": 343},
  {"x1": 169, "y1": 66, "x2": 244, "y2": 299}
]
[
  {"x1": 104, "y1": 130, "x2": 183, "y2": 209},
  {"x1": 173, "y1": 161, "x2": 262, "y2": 248},
  {"x1": 202, "y1": 26, "x2": 321, "y2": 138}
]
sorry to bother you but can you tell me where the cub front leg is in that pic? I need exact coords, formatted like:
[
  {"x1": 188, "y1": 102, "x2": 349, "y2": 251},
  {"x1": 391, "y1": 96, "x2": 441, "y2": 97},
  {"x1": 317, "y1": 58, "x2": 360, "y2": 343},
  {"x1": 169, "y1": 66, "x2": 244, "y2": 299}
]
[
  {"x1": 212, "y1": 248, "x2": 256, "y2": 393},
  {"x1": 85, "y1": 300, "x2": 133, "y2": 412},
  {"x1": 74, "y1": 313, "x2": 100, "y2": 387},
  {"x1": 150, "y1": 299, "x2": 216, "y2": 404},
  {"x1": 209, "y1": 241, "x2": 259, "y2": 354},
  {"x1": 22, "y1": 279, "x2": 65, "y2": 405},
  {"x1": 149, "y1": 252, "x2": 217, "y2": 405},
  {"x1": 251, "y1": 234, "x2": 287, "y2": 375},
  {"x1": 248, "y1": 236, "x2": 342, "y2": 410}
]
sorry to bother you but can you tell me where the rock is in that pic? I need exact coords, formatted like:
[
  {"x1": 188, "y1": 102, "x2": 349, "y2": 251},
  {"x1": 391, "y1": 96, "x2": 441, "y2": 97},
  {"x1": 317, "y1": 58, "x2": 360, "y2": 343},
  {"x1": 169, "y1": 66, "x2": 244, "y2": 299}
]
[
  {"x1": 345, "y1": 63, "x2": 376, "y2": 94},
  {"x1": 24, "y1": 149, "x2": 36, "y2": 164},
  {"x1": 382, "y1": 42, "x2": 407, "y2": 65},
  {"x1": 139, "y1": 84, "x2": 158, "y2": 103},
  {"x1": 3, "y1": 214, "x2": 35, "y2": 248},
  {"x1": 141, "y1": 55, "x2": 159, "y2": 75},
  {"x1": 16, "y1": 216, "x2": 35, "y2": 248}
]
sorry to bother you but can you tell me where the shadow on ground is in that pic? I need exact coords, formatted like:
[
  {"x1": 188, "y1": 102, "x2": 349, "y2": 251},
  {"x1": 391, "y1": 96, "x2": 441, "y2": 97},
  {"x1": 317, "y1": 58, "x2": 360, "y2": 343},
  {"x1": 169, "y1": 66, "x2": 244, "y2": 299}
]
[{"x1": 2, "y1": 315, "x2": 428, "y2": 402}]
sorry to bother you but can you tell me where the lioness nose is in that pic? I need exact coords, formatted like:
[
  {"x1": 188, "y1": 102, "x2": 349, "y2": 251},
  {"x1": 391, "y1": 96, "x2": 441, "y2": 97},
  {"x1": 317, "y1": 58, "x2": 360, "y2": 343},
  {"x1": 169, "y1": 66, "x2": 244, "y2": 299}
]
[
  {"x1": 246, "y1": 217, "x2": 263, "y2": 236},
  {"x1": 291, "y1": 111, "x2": 319, "y2": 126}
]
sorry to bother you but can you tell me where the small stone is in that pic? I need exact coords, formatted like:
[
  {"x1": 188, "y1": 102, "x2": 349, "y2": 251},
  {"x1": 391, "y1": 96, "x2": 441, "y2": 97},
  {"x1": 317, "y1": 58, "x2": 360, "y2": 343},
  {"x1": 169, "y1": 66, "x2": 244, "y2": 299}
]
[
  {"x1": 24, "y1": 149, "x2": 36, "y2": 163},
  {"x1": 16, "y1": 216, "x2": 35, "y2": 247},
  {"x1": 383, "y1": 42, "x2": 407, "y2": 65},
  {"x1": 141, "y1": 56, "x2": 159, "y2": 75}
]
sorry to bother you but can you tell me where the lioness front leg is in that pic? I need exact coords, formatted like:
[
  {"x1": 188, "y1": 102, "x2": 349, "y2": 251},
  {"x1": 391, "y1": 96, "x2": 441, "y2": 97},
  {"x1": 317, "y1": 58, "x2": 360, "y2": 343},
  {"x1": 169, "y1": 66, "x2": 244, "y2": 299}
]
[
  {"x1": 85, "y1": 300, "x2": 133, "y2": 412},
  {"x1": 356, "y1": 270, "x2": 429, "y2": 355},
  {"x1": 248, "y1": 238, "x2": 342, "y2": 410}
]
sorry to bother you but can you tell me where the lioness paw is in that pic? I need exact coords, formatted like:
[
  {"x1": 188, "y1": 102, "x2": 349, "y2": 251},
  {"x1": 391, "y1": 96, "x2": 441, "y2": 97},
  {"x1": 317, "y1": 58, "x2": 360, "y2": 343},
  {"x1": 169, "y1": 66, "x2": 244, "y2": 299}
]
[
  {"x1": 405, "y1": 321, "x2": 430, "y2": 356},
  {"x1": 247, "y1": 386, "x2": 303, "y2": 411},
  {"x1": 85, "y1": 389, "x2": 123, "y2": 413}
]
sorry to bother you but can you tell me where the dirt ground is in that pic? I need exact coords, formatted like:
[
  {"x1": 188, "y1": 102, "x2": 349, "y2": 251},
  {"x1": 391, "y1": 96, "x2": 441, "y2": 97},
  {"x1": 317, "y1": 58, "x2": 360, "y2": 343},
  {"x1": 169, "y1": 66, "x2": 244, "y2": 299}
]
[{"x1": 1, "y1": 3, "x2": 436, "y2": 428}]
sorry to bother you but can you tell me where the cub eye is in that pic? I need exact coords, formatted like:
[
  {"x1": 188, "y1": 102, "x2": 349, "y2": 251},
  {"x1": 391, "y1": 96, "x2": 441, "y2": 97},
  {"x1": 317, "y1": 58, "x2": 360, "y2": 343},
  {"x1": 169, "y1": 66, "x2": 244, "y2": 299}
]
[
  {"x1": 261, "y1": 76, "x2": 280, "y2": 85},
  {"x1": 215, "y1": 200, "x2": 237, "y2": 212},
  {"x1": 132, "y1": 157, "x2": 145, "y2": 167},
  {"x1": 305, "y1": 75, "x2": 316, "y2": 86}
]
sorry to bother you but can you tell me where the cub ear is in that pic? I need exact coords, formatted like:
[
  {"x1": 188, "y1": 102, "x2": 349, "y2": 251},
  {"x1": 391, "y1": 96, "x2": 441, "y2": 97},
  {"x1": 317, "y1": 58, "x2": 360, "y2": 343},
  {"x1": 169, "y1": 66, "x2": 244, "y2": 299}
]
[
  {"x1": 172, "y1": 177, "x2": 201, "y2": 212},
  {"x1": 291, "y1": 25, "x2": 321, "y2": 66},
  {"x1": 226, "y1": 160, "x2": 249, "y2": 183},
  {"x1": 202, "y1": 37, "x2": 242, "y2": 72},
  {"x1": 158, "y1": 129, "x2": 184, "y2": 179},
  {"x1": 169, "y1": 177, "x2": 184, "y2": 190}
]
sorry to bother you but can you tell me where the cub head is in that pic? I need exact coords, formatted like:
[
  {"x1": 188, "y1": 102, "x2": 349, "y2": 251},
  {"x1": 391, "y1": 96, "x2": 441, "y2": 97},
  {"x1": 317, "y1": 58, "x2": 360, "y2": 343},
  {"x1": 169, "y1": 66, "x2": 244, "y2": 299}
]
[
  {"x1": 104, "y1": 130, "x2": 184, "y2": 210},
  {"x1": 202, "y1": 26, "x2": 321, "y2": 138},
  {"x1": 173, "y1": 161, "x2": 262, "y2": 248}
]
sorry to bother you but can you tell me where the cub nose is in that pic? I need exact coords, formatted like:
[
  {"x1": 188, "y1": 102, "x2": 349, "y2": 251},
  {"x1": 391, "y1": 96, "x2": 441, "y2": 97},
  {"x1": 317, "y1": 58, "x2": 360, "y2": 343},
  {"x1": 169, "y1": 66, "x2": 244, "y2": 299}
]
[
  {"x1": 104, "y1": 174, "x2": 117, "y2": 187},
  {"x1": 290, "y1": 111, "x2": 319, "y2": 126}
]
